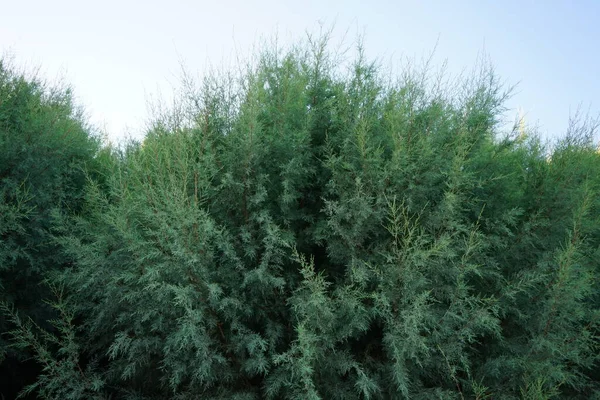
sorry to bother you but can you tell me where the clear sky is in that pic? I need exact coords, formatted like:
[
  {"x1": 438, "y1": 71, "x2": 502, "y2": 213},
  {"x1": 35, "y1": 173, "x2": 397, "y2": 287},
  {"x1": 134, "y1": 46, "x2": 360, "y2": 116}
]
[{"x1": 1, "y1": 0, "x2": 598, "y2": 143}]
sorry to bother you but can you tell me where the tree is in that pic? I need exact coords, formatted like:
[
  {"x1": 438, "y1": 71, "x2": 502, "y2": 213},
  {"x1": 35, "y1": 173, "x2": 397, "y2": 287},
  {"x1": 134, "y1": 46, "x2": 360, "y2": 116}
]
[
  {"x1": 3, "y1": 34, "x2": 599, "y2": 399},
  {"x1": 0, "y1": 58, "x2": 100, "y2": 399}
]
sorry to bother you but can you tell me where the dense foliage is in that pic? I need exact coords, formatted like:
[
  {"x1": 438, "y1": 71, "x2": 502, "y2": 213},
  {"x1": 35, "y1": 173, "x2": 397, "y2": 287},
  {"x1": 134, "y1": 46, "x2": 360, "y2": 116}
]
[
  {"x1": 0, "y1": 59, "x2": 100, "y2": 397},
  {"x1": 1, "y1": 36, "x2": 599, "y2": 399}
]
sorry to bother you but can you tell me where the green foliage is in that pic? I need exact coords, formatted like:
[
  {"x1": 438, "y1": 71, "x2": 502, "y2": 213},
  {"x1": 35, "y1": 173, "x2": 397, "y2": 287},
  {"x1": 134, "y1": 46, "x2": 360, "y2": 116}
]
[
  {"x1": 1, "y1": 285, "x2": 105, "y2": 400},
  {"x1": 0, "y1": 58, "x2": 100, "y2": 398},
  {"x1": 2, "y1": 35, "x2": 600, "y2": 399},
  {"x1": 0, "y1": 58, "x2": 99, "y2": 290}
]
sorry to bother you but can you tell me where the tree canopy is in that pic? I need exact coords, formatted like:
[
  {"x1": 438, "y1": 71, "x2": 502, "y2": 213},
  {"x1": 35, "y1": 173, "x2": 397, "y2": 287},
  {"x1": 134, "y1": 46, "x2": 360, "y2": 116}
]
[{"x1": 1, "y1": 35, "x2": 599, "y2": 400}]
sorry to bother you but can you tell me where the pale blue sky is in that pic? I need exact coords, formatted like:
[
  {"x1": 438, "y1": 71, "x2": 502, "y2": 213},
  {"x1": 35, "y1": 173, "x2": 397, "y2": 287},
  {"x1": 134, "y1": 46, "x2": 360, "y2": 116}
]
[{"x1": 1, "y1": 0, "x2": 598, "y2": 143}]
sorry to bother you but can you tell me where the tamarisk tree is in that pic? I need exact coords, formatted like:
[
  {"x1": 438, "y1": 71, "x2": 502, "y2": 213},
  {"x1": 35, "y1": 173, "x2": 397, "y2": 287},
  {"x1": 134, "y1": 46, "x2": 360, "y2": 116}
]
[
  {"x1": 0, "y1": 58, "x2": 100, "y2": 398},
  {"x1": 3, "y1": 35, "x2": 599, "y2": 399}
]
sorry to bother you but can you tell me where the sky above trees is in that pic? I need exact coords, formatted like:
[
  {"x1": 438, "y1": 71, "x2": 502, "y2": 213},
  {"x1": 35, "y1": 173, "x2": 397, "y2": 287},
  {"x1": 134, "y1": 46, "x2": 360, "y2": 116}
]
[{"x1": 1, "y1": 0, "x2": 598, "y2": 143}]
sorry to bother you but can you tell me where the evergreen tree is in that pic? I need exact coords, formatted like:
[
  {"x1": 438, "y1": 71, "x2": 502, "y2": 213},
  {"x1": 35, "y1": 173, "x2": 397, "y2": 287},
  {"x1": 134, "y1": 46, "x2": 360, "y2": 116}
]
[
  {"x1": 2, "y1": 35, "x2": 599, "y2": 399},
  {"x1": 0, "y1": 58, "x2": 100, "y2": 398}
]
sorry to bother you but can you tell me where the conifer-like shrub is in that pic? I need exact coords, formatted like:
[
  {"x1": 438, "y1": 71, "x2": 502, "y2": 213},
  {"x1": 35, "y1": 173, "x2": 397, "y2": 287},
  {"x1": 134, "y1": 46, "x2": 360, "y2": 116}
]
[
  {"x1": 0, "y1": 59, "x2": 100, "y2": 398},
  {"x1": 2, "y1": 35, "x2": 600, "y2": 399}
]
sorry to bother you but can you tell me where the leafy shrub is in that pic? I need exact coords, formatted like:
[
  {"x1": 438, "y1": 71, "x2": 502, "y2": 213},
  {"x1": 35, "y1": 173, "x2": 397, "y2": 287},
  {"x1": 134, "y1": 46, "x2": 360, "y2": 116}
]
[
  {"x1": 0, "y1": 58, "x2": 100, "y2": 398},
  {"x1": 2, "y1": 34, "x2": 599, "y2": 399}
]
